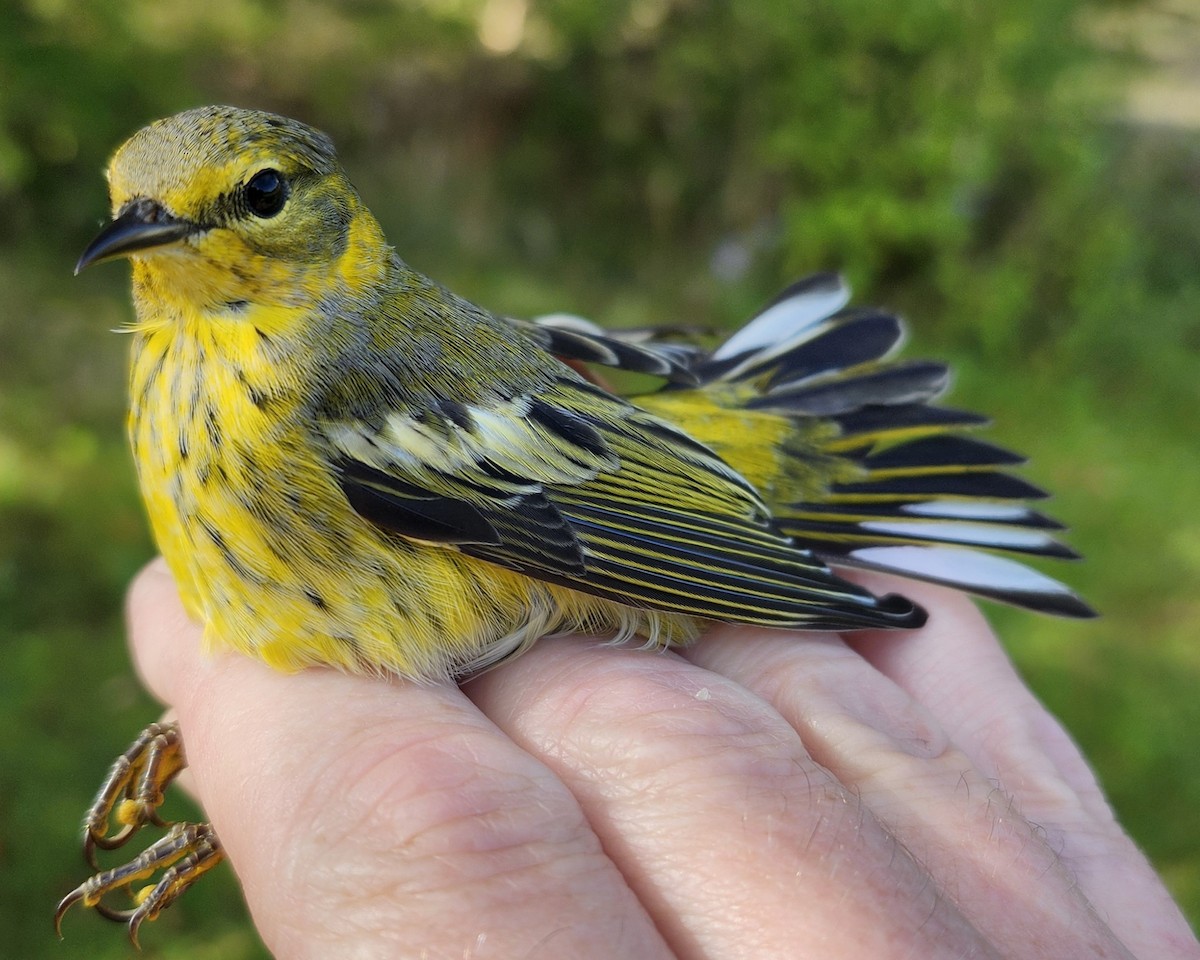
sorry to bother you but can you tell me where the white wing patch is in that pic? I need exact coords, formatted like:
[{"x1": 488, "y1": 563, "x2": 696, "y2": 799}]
[{"x1": 327, "y1": 394, "x2": 615, "y2": 497}]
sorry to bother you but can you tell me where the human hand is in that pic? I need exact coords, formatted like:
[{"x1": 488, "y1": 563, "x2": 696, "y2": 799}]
[{"x1": 125, "y1": 558, "x2": 1198, "y2": 959}]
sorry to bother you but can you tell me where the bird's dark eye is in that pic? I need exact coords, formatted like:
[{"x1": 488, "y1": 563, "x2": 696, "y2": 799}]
[{"x1": 243, "y1": 169, "x2": 288, "y2": 218}]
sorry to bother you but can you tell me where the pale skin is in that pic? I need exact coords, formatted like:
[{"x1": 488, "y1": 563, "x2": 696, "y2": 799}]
[{"x1": 126, "y1": 559, "x2": 1199, "y2": 959}]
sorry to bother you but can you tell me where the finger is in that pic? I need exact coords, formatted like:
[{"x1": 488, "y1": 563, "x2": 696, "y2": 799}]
[
  {"x1": 125, "y1": 561, "x2": 672, "y2": 959},
  {"x1": 839, "y1": 573, "x2": 1198, "y2": 959},
  {"x1": 124, "y1": 559, "x2": 197, "y2": 707},
  {"x1": 467, "y1": 635, "x2": 998, "y2": 960},
  {"x1": 685, "y1": 622, "x2": 1135, "y2": 960},
  {"x1": 836, "y1": 576, "x2": 1106, "y2": 811}
]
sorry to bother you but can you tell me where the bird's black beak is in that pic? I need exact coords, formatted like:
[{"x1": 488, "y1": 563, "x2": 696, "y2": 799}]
[{"x1": 75, "y1": 198, "x2": 195, "y2": 274}]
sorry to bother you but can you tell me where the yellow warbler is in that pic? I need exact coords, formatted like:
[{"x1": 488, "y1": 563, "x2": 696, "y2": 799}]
[{"x1": 59, "y1": 105, "x2": 1092, "y2": 940}]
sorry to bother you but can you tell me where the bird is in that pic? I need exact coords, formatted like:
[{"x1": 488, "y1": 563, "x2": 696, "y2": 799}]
[{"x1": 58, "y1": 104, "x2": 1093, "y2": 941}]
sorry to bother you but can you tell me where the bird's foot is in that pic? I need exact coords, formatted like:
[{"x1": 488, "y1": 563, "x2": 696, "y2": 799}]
[{"x1": 55, "y1": 720, "x2": 225, "y2": 946}]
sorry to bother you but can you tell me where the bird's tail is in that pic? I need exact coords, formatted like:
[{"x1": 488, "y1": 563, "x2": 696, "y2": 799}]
[{"x1": 677, "y1": 274, "x2": 1095, "y2": 618}]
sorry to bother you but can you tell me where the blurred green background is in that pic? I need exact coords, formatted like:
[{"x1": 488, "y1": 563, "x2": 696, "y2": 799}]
[{"x1": 2, "y1": 0, "x2": 1197, "y2": 956}]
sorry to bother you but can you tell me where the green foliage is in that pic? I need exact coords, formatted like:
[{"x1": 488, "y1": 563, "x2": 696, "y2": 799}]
[{"x1": 2, "y1": 0, "x2": 1197, "y2": 954}]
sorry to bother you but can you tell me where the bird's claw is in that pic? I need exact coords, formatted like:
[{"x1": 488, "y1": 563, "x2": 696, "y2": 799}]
[
  {"x1": 57, "y1": 720, "x2": 225, "y2": 945},
  {"x1": 56, "y1": 822, "x2": 223, "y2": 947}
]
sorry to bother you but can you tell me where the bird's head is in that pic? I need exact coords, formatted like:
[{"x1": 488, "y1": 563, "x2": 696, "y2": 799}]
[{"x1": 78, "y1": 105, "x2": 389, "y2": 313}]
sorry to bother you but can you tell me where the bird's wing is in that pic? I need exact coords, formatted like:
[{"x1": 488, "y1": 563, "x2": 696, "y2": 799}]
[
  {"x1": 320, "y1": 374, "x2": 921, "y2": 629},
  {"x1": 520, "y1": 314, "x2": 703, "y2": 385}
]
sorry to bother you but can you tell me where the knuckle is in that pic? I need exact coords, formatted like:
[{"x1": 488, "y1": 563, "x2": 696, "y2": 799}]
[
  {"x1": 531, "y1": 655, "x2": 830, "y2": 802},
  {"x1": 280, "y1": 721, "x2": 597, "y2": 905}
]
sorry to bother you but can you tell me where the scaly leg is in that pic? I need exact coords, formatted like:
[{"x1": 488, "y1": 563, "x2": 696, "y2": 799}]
[{"x1": 56, "y1": 721, "x2": 225, "y2": 945}]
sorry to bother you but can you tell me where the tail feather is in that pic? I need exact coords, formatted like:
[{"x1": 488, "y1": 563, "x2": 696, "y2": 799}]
[
  {"x1": 785, "y1": 516, "x2": 1079, "y2": 559},
  {"x1": 796, "y1": 500, "x2": 1067, "y2": 531},
  {"x1": 828, "y1": 470, "x2": 1049, "y2": 502},
  {"x1": 749, "y1": 361, "x2": 950, "y2": 415},
  {"x1": 529, "y1": 312, "x2": 703, "y2": 385},
  {"x1": 827, "y1": 405, "x2": 990, "y2": 450},
  {"x1": 762, "y1": 310, "x2": 904, "y2": 389},
  {"x1": 695, "y1": 275, "x2": 1095, "y2": 618},
  {"x1": 901, "y1": 499, "x2": 1065, "y2": 529},
  {"x1": 702, "y1": 273, "x2": 852, "y2": 379},
  {"x1": 832, "y1": 546, "x2": 1095, "y2": 618},
  {"x1": 861, "y1": 436, "x2": 1025, "y2": 472}
]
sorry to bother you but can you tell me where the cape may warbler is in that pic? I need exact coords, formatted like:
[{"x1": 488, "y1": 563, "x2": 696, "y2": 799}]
[{"x1": 60, "y1": 105, "x2": 1092, "y2": 939}]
